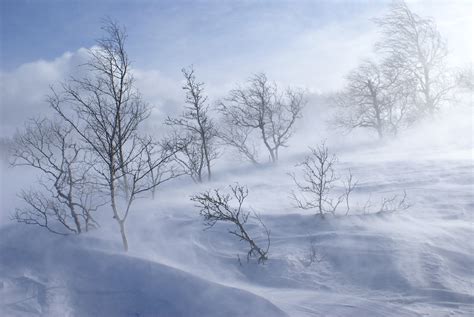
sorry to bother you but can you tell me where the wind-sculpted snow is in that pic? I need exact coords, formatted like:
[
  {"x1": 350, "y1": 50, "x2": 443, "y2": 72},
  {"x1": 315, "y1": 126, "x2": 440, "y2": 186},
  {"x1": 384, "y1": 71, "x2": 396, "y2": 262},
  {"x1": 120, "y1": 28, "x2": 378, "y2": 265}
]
[
  {"x1": 0, "y1": 226, "x2": 287, "y2": 317},
  {"x1": 0, "y1": 145, "x2": 473, "y2": 316}
]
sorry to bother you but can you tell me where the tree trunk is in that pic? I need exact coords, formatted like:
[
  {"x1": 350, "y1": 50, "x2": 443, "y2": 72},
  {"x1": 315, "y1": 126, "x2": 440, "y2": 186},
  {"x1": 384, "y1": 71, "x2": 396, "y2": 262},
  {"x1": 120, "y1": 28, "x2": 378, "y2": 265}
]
[
  {"x1": 260, "y1": 125, "x2": 276, "y2": 163},
  {"x1": 202, "y1": 138, "x2": 212, "y2": 181},
  {"x1": 119, "y1": 220, "x2": 129, "y2": 252},
  {"x1": 109, "y1": 166, "x2": 129, "y2": 251}
]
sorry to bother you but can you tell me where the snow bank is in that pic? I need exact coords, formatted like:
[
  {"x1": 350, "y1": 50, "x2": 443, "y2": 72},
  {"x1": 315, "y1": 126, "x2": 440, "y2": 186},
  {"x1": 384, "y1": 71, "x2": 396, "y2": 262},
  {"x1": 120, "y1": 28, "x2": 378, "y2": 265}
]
[{"x1": 0, "y1": 225, "x2": 287, "y2": 317}]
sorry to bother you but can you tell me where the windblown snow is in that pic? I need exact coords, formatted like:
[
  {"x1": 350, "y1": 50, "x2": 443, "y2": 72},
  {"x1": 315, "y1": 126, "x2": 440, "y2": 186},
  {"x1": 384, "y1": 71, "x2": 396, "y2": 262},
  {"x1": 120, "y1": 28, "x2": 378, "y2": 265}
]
[{"x1": 0, "y1": 107, "x2": 473, "y2": 316}]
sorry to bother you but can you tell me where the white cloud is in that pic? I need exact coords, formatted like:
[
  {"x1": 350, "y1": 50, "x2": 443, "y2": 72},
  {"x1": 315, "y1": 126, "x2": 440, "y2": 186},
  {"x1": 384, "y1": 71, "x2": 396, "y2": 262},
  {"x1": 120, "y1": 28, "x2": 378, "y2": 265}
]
[
  {"x1": 0, "y1": 49, "x2": 89, "y2": 135},
  {"x1": 0, "y1": 48, "x2": 184, "y2": 137}
]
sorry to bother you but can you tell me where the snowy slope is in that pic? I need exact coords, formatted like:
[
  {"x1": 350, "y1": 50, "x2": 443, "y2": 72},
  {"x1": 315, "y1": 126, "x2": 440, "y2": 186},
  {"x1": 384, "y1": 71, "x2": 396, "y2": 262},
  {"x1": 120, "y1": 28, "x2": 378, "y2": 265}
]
[
  {"x1": 127, "y1": 147, "x2": 474, "y2": 317},
  {"x1": 0, "y1": 225, "x2": 287, "y2": 317},
  {"x1": 1, "y1": 139, "x2": 473, "y2": 316}
]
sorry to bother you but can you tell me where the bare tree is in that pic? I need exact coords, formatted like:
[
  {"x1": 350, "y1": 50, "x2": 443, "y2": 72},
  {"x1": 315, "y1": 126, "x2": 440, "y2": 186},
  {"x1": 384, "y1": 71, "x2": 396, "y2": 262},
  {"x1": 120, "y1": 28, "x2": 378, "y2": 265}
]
[
  {"x1": 166, "y1": 66, "x2": 218, "y2": 182},
  {"x1": 50, "y1": 20, "x2": 178, "y2": 251},
  {"x1": 290, "y1": 142, "x2": 344, "y2": 217},
  {"x1": 374, "y1": 0, "x2": 453, "y2": 117},
  {"x1": 332, "y1": 60, "x2": 414, "y2": 139},
  {"x1": 191, "y1": 184, "x2": 270, "y2": 264},
  {"x1": 290, "y1": 143, "x2": 410, "y2": 217},
  {"x1": 219, "y1": 73, "x2": 304, "y2": 164},
  {"x1": 11, "y1": 118, "x2": 100, "y2": 235}
]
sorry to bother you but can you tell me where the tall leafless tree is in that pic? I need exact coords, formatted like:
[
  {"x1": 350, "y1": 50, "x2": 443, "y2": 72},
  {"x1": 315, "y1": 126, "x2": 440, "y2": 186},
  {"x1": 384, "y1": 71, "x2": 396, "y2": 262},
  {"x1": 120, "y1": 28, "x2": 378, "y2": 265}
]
[
  {"x1": 332, "y1": 60, "x2": 414, "y2": 138},
  {"x1": 219, "y1": 73, "x2": 304, "y2": 164},
  {"x1": 166, "y1": 67, "x2": 218, "y2": 182},
  {"x1": 11, "y1": 118, "x2": 100, "y2": 235},
  {"x1": 374, "y1": 0, "x2": 453, "y2": 117},
  {"x1": 50, "y1": 20, "x2": 178, "y2": 251}
]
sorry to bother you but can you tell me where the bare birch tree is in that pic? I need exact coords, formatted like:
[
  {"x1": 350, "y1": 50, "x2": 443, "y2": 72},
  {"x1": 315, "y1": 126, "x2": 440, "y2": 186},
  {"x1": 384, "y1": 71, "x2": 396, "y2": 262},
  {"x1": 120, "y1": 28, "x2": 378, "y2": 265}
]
[
  {"x1": 50, "y1": 20, "x2": 178, "y2": 251},
  {"x1": 219, "y1": 73, "x2": 304, "y2": 164},
  {"x1": 11, "y1": 118, "x2": 100, "y2": 235},
  {"x1": 166, "y1": 66, "x2": 218, "y2": 182},
  {"x1": 374, "y1": 0, "x2": 453, "y2": 117}
]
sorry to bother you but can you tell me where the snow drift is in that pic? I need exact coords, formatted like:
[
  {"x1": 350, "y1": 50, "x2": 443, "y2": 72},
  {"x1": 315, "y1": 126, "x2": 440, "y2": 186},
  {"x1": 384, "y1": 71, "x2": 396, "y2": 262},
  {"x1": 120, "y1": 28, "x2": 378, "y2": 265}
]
[{"x1": 0, "y1": 225, "x2": 287, "y2": 317}]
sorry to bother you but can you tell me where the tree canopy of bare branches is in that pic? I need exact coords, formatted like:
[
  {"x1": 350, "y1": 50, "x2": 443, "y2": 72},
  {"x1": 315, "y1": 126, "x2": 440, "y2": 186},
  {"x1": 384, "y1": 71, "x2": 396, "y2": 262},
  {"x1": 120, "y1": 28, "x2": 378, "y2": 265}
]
[
  {"x1": 191, "y1": 184, "x2": 270, "y2": 264},
  {"x1": 374, "y1": 0, "x2": 453, "y2": 117},
  {"x1": 50, "y1": 20, "x2": 178, "y2": 251},
  {"x1": 11, "y1": 118, "x2": 100, "y2": 235},
  {"x1": 332, "y1": 60, "x2": 415, "y2": 138},
  {"x1": 166, "y1": 66, "x2": 218, "y2": 182},
  {"x1": 219, "y1": 73, "x2": 305, "y2": 164}
]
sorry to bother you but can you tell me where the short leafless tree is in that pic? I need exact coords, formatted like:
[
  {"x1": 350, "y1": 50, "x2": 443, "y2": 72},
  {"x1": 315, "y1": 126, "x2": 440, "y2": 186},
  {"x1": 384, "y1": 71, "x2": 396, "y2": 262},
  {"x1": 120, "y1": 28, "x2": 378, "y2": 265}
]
[
  {"x1": 191, "y1": 184, "x2": 271, "y2": 264},
  {"x1": 219, "y1": 73, "x2": 305, "y2": 164},
  {"x1": 290, "y1": 143, "x2": 410, "y2": 217},
  {"x1": 290, "y1": 142, "x2": 349, "y2": 217},
  {"x1": 332, "y1": 60, "x2": 414, "y2": 139},
  {"x1": 166, "y1": 67, "x2": 219, "y2": 182},
  {"x1": 374, "y1": 0, "x2": 453, "y2": 117},
  {"x1": 50, "y1": 20, "x2": 178, "y2": 251},
  {"x1": 11, "y1": 118, "x2": 100, "y2": 235}
]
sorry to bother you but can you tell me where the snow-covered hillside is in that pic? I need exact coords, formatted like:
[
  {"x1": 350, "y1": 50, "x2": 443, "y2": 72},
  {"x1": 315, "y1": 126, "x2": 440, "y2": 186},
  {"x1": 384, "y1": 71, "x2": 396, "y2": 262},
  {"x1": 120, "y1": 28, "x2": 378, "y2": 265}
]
[
  {"x1": 1, "y1": 0, "x2": 473, "y2": 315},
  {"x1": 1, "y1": 141, "x2": 472, "y2": 316}
]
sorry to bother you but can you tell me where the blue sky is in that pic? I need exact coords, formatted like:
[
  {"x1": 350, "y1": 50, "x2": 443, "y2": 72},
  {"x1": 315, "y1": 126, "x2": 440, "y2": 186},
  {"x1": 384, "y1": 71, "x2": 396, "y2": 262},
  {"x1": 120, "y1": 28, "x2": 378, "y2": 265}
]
[{"x1": 1, "y1": 0, "x2": 389, "y2": 72}]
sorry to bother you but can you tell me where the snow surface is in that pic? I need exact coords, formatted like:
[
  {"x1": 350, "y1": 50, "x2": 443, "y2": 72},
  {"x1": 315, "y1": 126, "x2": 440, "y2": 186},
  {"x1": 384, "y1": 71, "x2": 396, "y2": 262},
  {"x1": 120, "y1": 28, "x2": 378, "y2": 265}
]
[{"x1": 1, "y1": 107, "x2": 473, "y2": 316}]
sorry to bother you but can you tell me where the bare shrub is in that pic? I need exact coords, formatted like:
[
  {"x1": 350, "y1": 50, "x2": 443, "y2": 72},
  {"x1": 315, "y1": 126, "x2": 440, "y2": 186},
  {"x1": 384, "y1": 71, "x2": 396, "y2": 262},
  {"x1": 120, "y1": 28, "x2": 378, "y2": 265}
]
[
  {"x1": 191, "y1": 184, "x2": 270, "y2": 264},
  {"x1": 376, "y1": 190, "x2": 410, "y2": 214}
]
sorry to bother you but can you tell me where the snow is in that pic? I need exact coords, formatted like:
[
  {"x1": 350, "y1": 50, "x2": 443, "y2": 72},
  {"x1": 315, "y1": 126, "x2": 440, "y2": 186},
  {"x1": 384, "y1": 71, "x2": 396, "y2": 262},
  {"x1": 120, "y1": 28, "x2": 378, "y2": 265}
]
[
  {"x1": 1, "y1": 107, "x2": 473, "y2": 316},
  {"x1": 0, "y1": 226, "x2": 287, "y2": 317}
]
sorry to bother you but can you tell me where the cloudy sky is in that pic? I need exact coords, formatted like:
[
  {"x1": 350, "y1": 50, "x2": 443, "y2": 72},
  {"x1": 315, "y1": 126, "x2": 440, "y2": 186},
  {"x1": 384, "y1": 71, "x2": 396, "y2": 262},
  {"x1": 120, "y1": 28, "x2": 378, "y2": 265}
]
[{"x1": 0, "y1": 0, "x2": 472, "y2": 136}]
